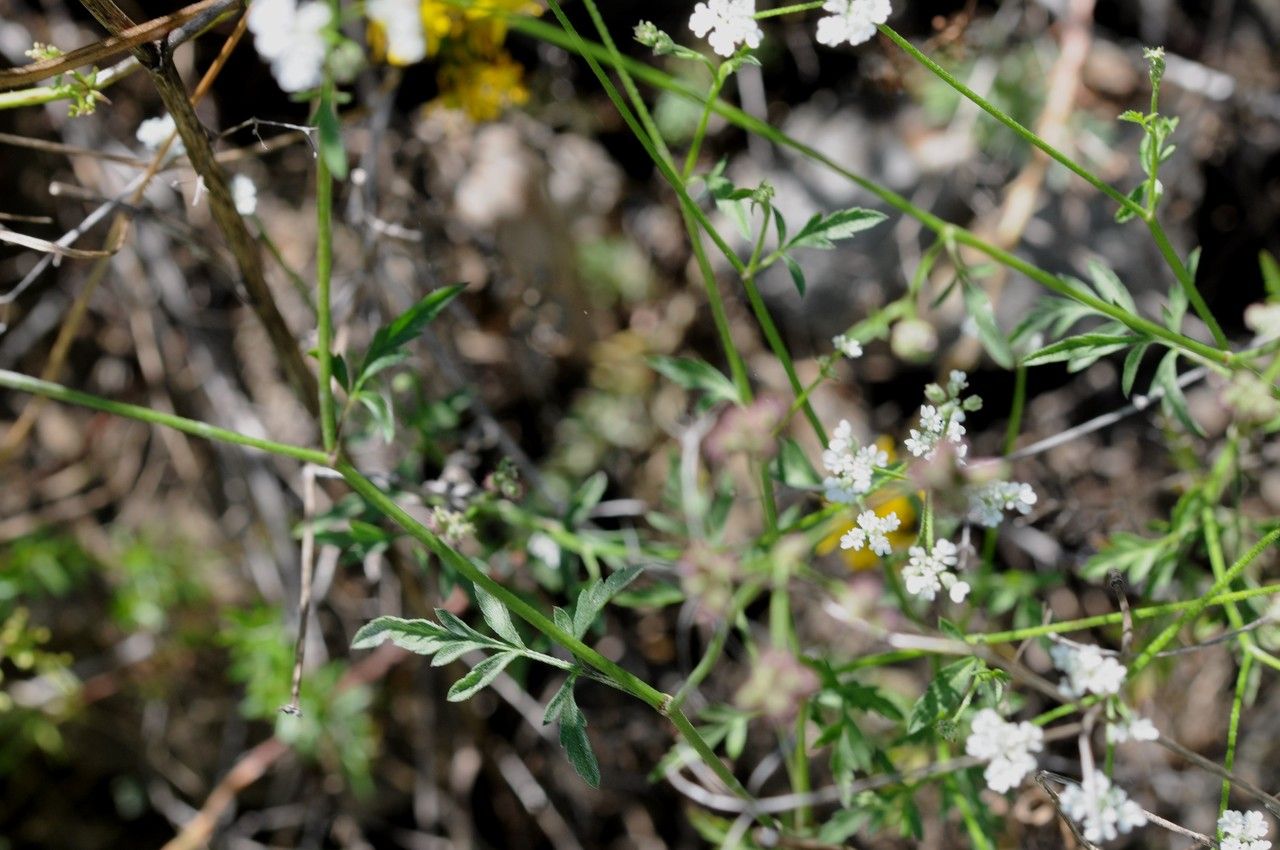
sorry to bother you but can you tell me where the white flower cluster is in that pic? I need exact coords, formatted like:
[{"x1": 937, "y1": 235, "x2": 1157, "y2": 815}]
[
  {"x1": 1058, "y1": 769, "x2": 1147, "y2": 844},
  {"x1": 822, "y1": 420, "x2": 886, "y2": 503},
  {"x1": 1220, "y1": 810, "x2": 1272, "y2": 850},
  {"x1": 840, "y1": 510, "x2": 900, "y2": 556},
  {"x1": 965, "y1": 480, "x2": 1037, "y2": 527},
  {"x1": 687, "y1": 0, "x2": 889, "y2": 56},
  {"x1": 904, "y1": 370, "x2": 972, "y2": 461},
  {"x1": 688, "y1": 0, "x2": 762, "y2": 57},
  {"x1": 366, "y1": 0, "x2": 427, "y2": 65},
  {"x1": 247, "y1": 0, "x2": 332, "y2": 93},
  {"x1": 1051, "y1": 643, "x2": 1127, "y2": 699},
  {"x1": 815, "y1": 0, "x2": 891, "y2": 47},
  {"x1": 136, "y1": 114, "x2": 183, "y2": 154},
  {"x1": 832, "y1": 332, "x2": 863, "y2": 360},
  {"x1": 964, "y1": 708, "x2": 1043, "y2": 794},
  {"x1": 902, "y1": 539, "x2": 969, "y2": 603},
  {"x1": 231, "y1": 174, "x2": 258, "y2": 216},
  {"x1": 1106, "y1": 715, "x2": 1159, "y2": 744}
]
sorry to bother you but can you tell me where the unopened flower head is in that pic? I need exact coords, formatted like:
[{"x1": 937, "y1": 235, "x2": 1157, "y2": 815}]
[
  {"x1": 1219, "y1": 810, "x2": 1272, "y2": 850},
  {"x1": 1058, "y1": 769, "x2": 1147, "y2": 844},
  {"x1": 735, "y1": 648, "x2": 818, "y2": 723},
  {"x1": 902, "y1": 539, "x2": 969, "y2": 603},
  {"x1": 821, "y1": 421, "x2": 886, "y2": 503},
  {"x1": 840, "y1": 509, "x2": 900, "y2": 556},
  {"x1": 832, "y1": 333, "x2": 863, "y2": 360},
  {"x1": 904, "y1": 371, "x2": 976, "y2": 461},
  {"x1": 231, "y1": 174, "x2": 258, "y2": 216},
  {"x1": 965, "y1": 479, "x2": 1036, "y2": 527},
  {"x1": 815, "y1": 0, "x2": 891, "y2": 48},
  {"x1": 689, "y1": 0, "x2": 762, "y2": 57},
  {"x1": 247, "y1": 0, "x2": 332, "y2": 93},
  {"x1": 367, "y1": 0, "x2": 427, "y2": 65},
  {"x1": 1050, "y1": 643, "x2": 1126, "y2": 699},
  {"x1": 1106, "y1": 714, "x2": 1159, "y2": 744},
  {"x1": 964, "y1": 708, "x2": 1043, "y2": 793}
]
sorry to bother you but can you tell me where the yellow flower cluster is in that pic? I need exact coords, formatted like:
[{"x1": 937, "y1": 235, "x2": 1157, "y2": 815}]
[{"x1": 368, "y1": 0, "x2": 542, "y2": 121}]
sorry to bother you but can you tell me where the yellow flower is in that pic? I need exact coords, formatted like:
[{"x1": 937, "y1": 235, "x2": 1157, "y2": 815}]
[{"x1": 433, "y1": 51, "x2": 530, "y2": 121}]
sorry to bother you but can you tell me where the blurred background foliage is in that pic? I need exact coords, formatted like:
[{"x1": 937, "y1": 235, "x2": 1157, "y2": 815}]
[{"x1": 0, "y1": 0, "x2": 1278, "y2": 847}]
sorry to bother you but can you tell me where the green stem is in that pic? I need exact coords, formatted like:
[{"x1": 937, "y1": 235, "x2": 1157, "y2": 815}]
[
  {"x1": 315, "y1": 82, "x2": 338, "y2": 454},
  {"x1": 970, "y1": 582, "x2": 1280, "y2": 645},
  {"x1": 878, "y1": 26, "x2": 1141, "y2": 217},
  {"x1": 338, "y1": 462, "x2": 767, "y2": 814},
  {"x1": 879, "y1": 24, "x2": 1228, "y2": 349},
  {"x1": 1148, "y1": 221, "x2": 1228, "y2": 349},
  {"x1": 682, "y1": 72, "x2": 725, "y2": 180},
  {"x1": 670, "y1": 581, "x2": 765, "y2": 712},
  {"x1": 553, "y1": 0, "x2": 830, "y2": 444},
  {"x1": 755, "y1": 1, "x2": 823, "y2": 19},
  {"x1": 512, "y1": 18, "x2": 1233, "y2": 371},
  {"x1": 1221, "y1": 652, "x2": 1253, "y2": 822},
  {"x1": 1129, "y1": 529, "x2": 1280, "y2": 677},
  {"x1": 1003, "y1": 364, "x2": 1027, "y2": 455},
  {"x1": 0, "y1": 369, "x2": 329, "y2": 465}
]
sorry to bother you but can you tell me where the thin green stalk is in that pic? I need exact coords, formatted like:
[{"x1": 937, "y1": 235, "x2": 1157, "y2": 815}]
[
  {"x1": 970, "y1": 582, "x2": 1280, "y2": 645},
  {"x1": 338, "y1": 461, "x2": 768, "y2": 815},
  {"x1": 878, "y1": 25, "x2": 1228, "y2": 349},
  {"x1": 790, "y1": 699, "x2": 812, "y2": 831},
  {"x1": 0, "y1": 369, "x2": 329, "y2": 465},
  {"x1": 1148, "y1": 221, "x2": 1228, "y2": 349},
  {"x1": 1129, "y1": 530, "x2": 1280, "y2": 677},
  {"x1": 553, "y1": 0, "x2": 827, "y2": 444},
  {"x1": 877, "y1": 26, "x2": 1141, "y2": 216},
  {"x1": 682, "y1": 73, "x2": 726, "y2": 180},
  {"x1": 683, "y1": 214, "x2": 754, "y2": 402},
  {"x1": 755, "y1": 2, "x2": 823, "y2": 19},
  {"x1": 670, "y1": 581, "x2": 765, "y2": 711},
  {"x1": 1220, "y1": 652, "x2": 1253, "y2": 822},
  {"x1": 315, "y1": 82, "x2": 338, "y2": 454},
  {"x1": 512, "y1": 18, "x2": 1234, "y2": 371},
  {"x1": 1003, "y1": 364, "x2": 1027, "y2": 455}
]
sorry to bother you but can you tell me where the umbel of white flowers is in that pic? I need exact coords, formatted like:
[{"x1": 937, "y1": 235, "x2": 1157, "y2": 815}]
[
  {"x1": 963, "y1": 708, "x2": 1044, "y2": 793},
  {"x1": 688, "y1": 0, "x2": 891, "y2": 57},
  {"x1": 902, "y1": 539, "x2": 969, "y2": 603},
  {"x1": 1050, "y1": 643, "x2": 1127, "y2": 699},
  {"x1": 821, "y1": 420, "x2": 886, "y2": 503},
  {"x1": 1058, "y1": 769, "x2": 1147, "y2": 844},
  {"x1": 1219, "y1": 809, "x2": 1273, "y2": 850},
  {"x1": 247, "y1": 0, "x2": 332, "y2": 92}
]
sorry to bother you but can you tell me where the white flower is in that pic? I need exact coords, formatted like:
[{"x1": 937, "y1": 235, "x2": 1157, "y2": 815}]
[
  {"x1": 527, "y1": 532, "x2": 561, "y2": 566},
  {"x1": 689, "y1": 0, "x2": 762, "y2": 57},
  {"x1": 965, "y1": 480, "x2": 1036, "y2": 527},
  {"x1": 247, "y1": 0, "x2": 331, "y2": 93},
  {"x1": 840, "y1": 510, "x2": 900, "y2": 556},
  {"x1": 1219, "y1": 810, "x2": 1272, "y2": 850},
  {"x1": 832, "y1": 333, "x2": 863, "y2": 359},
  {"x1": 1106, "y1": 715, "x2": 1159, "y2": 744},
  {"x1": 902, "y1": 539, "x2": 969, "y2": 603},
  {"x1": 903, "y1": 380, "x2": 971, "y2": 461},
  {"x1": 821, "y1": 421, "x2": 886, "y2": 502},
  {"x1": 1059, "y1": 770, "x2": 1147, "y2": 843},
  {"x1": 231, "y1": 174, "x2": 258, "y2": 216},
  {"x1": 366, "y1": 0, "x2": 427, "y2": 65},
  {"x1": 136, "y1": 114, "x2": 183, "y2": 154},
  {"x1": 964, "y1": 708, "x2": 1043, "y2": 794},
  {"x1": 1050, "y1": 643, "x2": 1127, "y2": 699},
  {"x1": 815, "y1": 0, "x2": 891, "y2": 48}
]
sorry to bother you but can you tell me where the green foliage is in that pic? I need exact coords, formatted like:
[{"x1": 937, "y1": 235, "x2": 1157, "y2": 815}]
[
  {"x1": 647, "y1": 355, "x2": 743, "y2": 407},
  {"x1": 223, "y1": 607, "x2": 376, "y2": 793}
]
